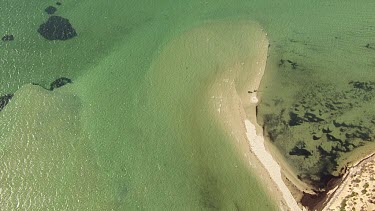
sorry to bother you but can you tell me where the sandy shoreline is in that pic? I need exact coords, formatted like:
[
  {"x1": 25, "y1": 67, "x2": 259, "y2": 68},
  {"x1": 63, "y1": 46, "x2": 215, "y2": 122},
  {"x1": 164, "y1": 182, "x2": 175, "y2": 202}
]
[
  {"x1": 240, "y1": 51, "x2": 304, "y2": 210},
  {"x1": 245, "y1": 119, "x2": 302, "y2": 211},
  {"x1": 232, "y1": 27, "x2": 305, "y2": 210},
  {"x1": 207, "y1": 23, "x2": 306, "y2": 210}
]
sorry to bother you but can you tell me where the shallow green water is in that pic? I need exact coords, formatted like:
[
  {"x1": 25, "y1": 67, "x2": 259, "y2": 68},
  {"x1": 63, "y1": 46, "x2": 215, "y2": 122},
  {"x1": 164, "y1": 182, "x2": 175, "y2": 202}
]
[{"x1": 1, "y1": 0, "x2": 375, "y2": 209}]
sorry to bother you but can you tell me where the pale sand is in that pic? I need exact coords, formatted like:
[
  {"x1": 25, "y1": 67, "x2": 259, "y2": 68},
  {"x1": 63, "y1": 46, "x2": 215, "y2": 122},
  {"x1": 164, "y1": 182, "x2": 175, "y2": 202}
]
[
  {"x1": 245, "y1": 119, "x2": 302, "y2": 211},
  {"x1": 323, "y1": 153, "x2": 375, "y2": 211},
  {"x1": 205, "y1": 21, "x2": 305, "y2": 210},
  {"x1": 142, "y1": 19, "x2": 300, "y2": 209}
]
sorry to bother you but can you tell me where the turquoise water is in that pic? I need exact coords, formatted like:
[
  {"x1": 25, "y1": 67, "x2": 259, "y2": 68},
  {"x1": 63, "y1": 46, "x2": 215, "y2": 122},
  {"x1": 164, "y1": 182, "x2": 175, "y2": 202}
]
[{"x1": 1, "y1": 0, "x2": 375, "y2": 209}]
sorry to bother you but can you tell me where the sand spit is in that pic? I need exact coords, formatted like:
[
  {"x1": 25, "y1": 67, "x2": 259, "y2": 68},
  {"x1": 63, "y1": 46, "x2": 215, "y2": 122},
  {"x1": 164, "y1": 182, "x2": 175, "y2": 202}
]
[
  {"x1": 204, "y1": 21, "x2": 304, "y2": 210},
  {"x1": 323, "y1": 153, "x2": 375, "y2": 211},
  {"x1": 245, "y1": 119, "x2": 302, "y2": 211}
]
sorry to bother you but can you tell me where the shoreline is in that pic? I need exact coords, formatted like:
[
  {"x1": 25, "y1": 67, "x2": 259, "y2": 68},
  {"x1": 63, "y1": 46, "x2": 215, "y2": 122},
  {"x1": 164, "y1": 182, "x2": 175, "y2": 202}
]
[
  {"x1": 244, "y1": 119, "x2": 303, "y2": 211},
  {"x1": 234, "y1": 29, "x2": 306, "y2": 210},
  {"x1": 321, "y1": 152, "x2": 375, "y2": 210},
  {"x1": 209, "y1": 25, "x2": 305, "y2": 209},
  {"x1": 206, "y1": 23, "x2": 301, "y2": 210}
]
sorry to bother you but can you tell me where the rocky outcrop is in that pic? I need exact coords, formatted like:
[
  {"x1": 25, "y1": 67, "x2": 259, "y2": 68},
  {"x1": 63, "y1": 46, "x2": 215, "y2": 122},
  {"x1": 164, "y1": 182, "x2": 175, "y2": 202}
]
[
  {"x1": 0, "y1": 94, "x2": 14, "y2": 111},
  {"x1": 50, "y1": 77, "x2": 72, "y2": 90},
  {"x1": 1, "y1": 35, "x2": 14, "y2": 42},
  {"x1": 45, "y1": 6, "x2": 57, "y2": 15},
  {"x1": 37, "y1": 16, "x2": 77, "y2": 40}
]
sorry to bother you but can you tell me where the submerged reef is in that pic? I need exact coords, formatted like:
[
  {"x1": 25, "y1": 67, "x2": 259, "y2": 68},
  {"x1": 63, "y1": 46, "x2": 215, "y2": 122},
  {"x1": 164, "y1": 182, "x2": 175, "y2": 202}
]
[
  {"x1": 0, "y1": 94, "x2": 14, "y2": 111},
  {"x1": 261, "y1": 80, "x2": 375, "y2": 188},
  {"x1": 37, "y1": 16, "x2": 77, "y2": 40}
]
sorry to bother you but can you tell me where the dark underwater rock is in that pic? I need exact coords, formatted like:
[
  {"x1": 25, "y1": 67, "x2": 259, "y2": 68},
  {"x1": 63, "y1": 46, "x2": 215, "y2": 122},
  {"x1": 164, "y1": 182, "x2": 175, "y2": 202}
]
[
  {"x1": 322, "y1": 127, "x2": 332, "y2": 133},
  {"x1": 56, "y1": 2, "x2": 62, "y2": 6},
  {"x1": 289, "y1": 141, "x2": 311, "y2": 158},
  {"x1": 333, "y1": 120, "x2": 362, "y2": 129},
  {"x1": 50, "y1": 77, "x2": 72, "y2": 90},
  {"x1": 304, "y1": 112, "x2": 324, "y2": 123},
  {"x1": 37, "y1": 16, "x2": 77, "y2": 40},
  {"x1": 312, "y1": 135, "x2": 321, "y2": 140},
  {"x1": 279, "y1": 59, "x2": 298, "y2": 69},
  {"x1": 326, "y1": 134, "x2": 342, "y2": 143},
  {"x1": 0, "y1": 94, "x2": 14, "y2": 111},
  {"x1": 45, "y1": 6, "x2": 57, "y2": 15},
  {"x1": 349, "y1": 81, "x2": 374, "y2": 92},
  {"x1": 286, "y1": 60, "x2": 298, "y2": 69},
  {"x1": 2, "y1": 35, "x2": 14, "y2": 42},
  {"x1": 289, "y1": 148, "x2": 312, "y2": 158},
  {"x1": 289, "y1": 112, "x2": 304, "y2": 126},
  {"x1": 353, "y1": 130, "x2": 371, "y2": 141},
  {"x1": 291, "y1": 62, "x2": 298, "y2": 69},
  {"x1": 365, "y1": 44, "x2": 375, "y2": 50}
]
